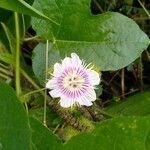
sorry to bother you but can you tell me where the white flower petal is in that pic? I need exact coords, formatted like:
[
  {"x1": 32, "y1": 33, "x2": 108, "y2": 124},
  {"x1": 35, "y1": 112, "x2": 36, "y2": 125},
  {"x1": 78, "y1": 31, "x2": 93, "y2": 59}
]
[
  {"x1": 81, "y1": 97, "x2": 93, "y2": 106},
  {"x1": 62, "y1": 57, "x2": 71, "y2": 68},
  {"x1": 76, "y1": 89, "x2": 96, "y2": 106},
  {"x1": 46, "y1": 79, "x2": 56, "y2": 89},
  {"x1": 53, "y1": 63, "x2": 62, "y2": 76},
  {"x1": 59, "y1": 97, "x2": 75, "y2": 108},
  {"x1": 71, "y1": 53, "x2": 82, "y2": 67},
  {"x1": 49, "y1": 89, "x2": 60, "y2": 98},
  {"x1": 88, "y1": 70, "x2": 100, "y2": 85},
  {"x1": 77, "y1": 96, "x2": 93, "y2": 106},
  {"x1": 85, "y1": 88, "x2": 96, "y2": 102}
]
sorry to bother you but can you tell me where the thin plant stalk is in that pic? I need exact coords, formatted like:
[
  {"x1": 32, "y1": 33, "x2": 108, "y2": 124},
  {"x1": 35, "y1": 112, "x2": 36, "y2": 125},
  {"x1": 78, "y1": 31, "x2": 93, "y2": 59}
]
[
  {"x1": 43, "y1": 40, "x2": 49, "y2": 126},
  {"x1": 23, "y1": 36, "x2": 39, "y2": 42},
  {"x1": 138, "y1": 0, "x2": 150, "y2": 19},
  {"x1": 22, "y1": 14, "x2": 25, "y2": 39},
  {"x1": 145, "y1": 50, "x2": 150, "y2": 61},
  {"x1": 21, "y1": 68, "x2": 40, "y2": 90},
  {"x1": 14, "y1": 12, "x2": 21, "y2": 96},
  {"x1": 22, "y1": 88, "x2": 46, "y2": 98}
]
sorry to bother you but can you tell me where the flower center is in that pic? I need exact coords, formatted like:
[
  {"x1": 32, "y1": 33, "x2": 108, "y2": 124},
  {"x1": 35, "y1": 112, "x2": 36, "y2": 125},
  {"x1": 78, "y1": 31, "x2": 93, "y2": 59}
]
[{"x1": 63, "y1": 71, "x2": 84, "y2": 91}]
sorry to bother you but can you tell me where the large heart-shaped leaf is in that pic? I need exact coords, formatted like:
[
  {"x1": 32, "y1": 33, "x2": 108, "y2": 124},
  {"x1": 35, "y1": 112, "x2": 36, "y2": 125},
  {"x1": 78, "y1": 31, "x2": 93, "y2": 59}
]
[
  {"x1": 0, "y1": 82, "x2": 31, "y2": 150},
  {"x1": 32, "y1": 0, "x2": 150, "y2": 71},
  {"x1": 30, "y1": 116, "x2": 150, "y2": 150},
  {"x1": 103, "y1": 91, "x2": 150, "y2": 116}
]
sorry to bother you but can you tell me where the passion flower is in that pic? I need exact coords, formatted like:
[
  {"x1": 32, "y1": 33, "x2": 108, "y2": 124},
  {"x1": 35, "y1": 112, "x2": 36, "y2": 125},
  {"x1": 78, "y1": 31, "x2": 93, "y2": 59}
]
[{"x1": 46, "y1": 53, "x2": 100, "y2": 108}]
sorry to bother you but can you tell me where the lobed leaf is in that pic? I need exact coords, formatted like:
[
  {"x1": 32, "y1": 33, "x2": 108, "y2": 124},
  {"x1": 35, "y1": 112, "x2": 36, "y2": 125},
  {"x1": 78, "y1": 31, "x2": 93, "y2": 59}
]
[
  {"x1": 29, "y1": 116, "x2": 150, "y2": 150},
  {"x1": 32, "y1": 0, "x2": 150, "y2": 71}
]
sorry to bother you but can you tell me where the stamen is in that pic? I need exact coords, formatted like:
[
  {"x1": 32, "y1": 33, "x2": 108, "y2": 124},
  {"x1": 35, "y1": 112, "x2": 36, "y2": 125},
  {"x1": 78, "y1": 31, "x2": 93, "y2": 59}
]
[{"x1": 73, "y1": 84, "x2": 77, "y2": 88}]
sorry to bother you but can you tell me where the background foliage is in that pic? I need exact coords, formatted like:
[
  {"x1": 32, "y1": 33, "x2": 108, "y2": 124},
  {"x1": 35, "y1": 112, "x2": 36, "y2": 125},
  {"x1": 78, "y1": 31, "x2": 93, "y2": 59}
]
[{"x1": 0, "y1": 0, "x2": 150, "y2": 149}]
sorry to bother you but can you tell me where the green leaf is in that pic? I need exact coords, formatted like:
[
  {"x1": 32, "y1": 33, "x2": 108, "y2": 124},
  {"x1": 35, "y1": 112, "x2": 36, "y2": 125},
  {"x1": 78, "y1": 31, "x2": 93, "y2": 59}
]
[
  {"x1": 29, "y1": 117, "x2": 61, "y2": 150},
  {"x1": 63, "y1": 117, "x2": 150, "y2": 150},
  {"x1": 0, "y1": 8, "x2": 12, "y2": 22},
  {"x1": 32, "y1": 0, "x2": 150, "y2": 71},
  {"x1": 103, "y1": 91, "x2": 150, "y2": 116},
  {"x1": 32, "y1": 43, "x2": 61, "y2": 85},
  {"x1": 29, "y1": 116, "x2": 150, "y2": 150},
  {"x1": 0, "y1": 0, "x2": 58, "y2": 25},
  {"x1": 0, "y1": 81, "x2": 31, "y2": 150}
]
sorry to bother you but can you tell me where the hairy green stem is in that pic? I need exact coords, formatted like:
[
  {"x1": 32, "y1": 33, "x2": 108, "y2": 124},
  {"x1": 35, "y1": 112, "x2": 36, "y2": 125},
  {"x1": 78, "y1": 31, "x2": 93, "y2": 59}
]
[{"x1": 15, "y1": 12, "x2": 21, "y2": 96}]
